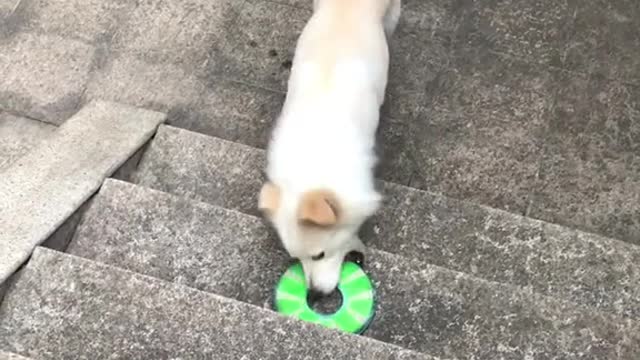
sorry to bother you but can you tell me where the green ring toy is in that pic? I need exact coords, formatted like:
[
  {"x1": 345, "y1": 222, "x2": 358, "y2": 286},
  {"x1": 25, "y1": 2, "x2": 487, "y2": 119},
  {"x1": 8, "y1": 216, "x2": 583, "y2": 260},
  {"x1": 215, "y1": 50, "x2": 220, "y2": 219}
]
[{"x1": 274, "y1": 261, "x2": 376, "y2": 334}]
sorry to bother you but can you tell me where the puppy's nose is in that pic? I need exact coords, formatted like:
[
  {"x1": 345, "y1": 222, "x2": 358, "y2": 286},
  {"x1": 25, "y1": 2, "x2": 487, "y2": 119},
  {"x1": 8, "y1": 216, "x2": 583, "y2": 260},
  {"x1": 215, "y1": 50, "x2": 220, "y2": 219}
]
[
  {"x1": 307, "y1": 288, "x2": 325, "y2": 303},
  {"x1": 344, "y1": 251, "x2": 365, "y2": 267}
]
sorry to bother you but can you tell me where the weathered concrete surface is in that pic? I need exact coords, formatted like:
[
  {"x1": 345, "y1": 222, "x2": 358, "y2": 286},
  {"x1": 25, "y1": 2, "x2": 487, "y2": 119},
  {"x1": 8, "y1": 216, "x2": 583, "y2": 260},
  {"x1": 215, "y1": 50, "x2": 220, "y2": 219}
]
[
  {"x1": 378, "y1": 49, "x2": 548, "y2": 214},
  {"x1": 2, "y1": 0, "x2": 635, "y2": 242},
  {"x1": 194, "y1": 0, "x2": 640, "y2": 224},
  {"x1": 0, "y1": 100, "x2": 165, "y2": 284},
  {"x1": 529, "y1": 73, "x2": 640, "y2": 244},
  {"x1": 18, "y1": 0, "x2": 135, "y2": 43},
  {"x1": 268, "y1": 0, "x2": 640, "y2": 84},
  {"x1": 443, "y1": 0, "x2": 640, "y2": 84},
  {"x1": 230, "y1": 0, "x2": 639, "y2": 242},
  {"x1": 203, "y1": 0, "x2": 309, "y2": 91},
  {"x1": 68, "y1": 179, "x2": 640, "y2": 359},
  {"x1": 0, "y1": 32, "x2": 95, "y2": 125},
  {"x1": 134, "y1": 126, "x2": 265, "y2": 216},
  {"x1": 0, "y1": 113, "x2": 56, "y2": 170},
  {"x1": 0, "y1": 0, "x2": 17, "y2": 21},
  {"x1": 110, "y1": 0, "x2": 244, "y2": 68},
  {"x1": 367, "y1": 181, "x2": 640, "y2": 320},
  {"x1": 0, "y1": 247, "x2": 433, "y2": 360},
  {"x1": 0, "y1": 0, "x2": 20, "y2": 37},
  {"x1": 84, "y1": 54, "x2": 283, "y2": 149},
  {"x1": 0, "y1": 351, "x2": 32, "y2": 360},
  {"x1": 134, "y1": 126, "x2": 640, "y2": 319}
]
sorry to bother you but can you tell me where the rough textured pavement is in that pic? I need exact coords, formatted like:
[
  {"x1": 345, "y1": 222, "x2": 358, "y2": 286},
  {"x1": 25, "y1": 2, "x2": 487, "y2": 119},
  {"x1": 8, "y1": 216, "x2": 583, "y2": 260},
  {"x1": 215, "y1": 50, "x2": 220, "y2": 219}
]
[
  {"x1": 0, "y1": 247, "x2": 434, "y2": 360},
  {"x1": 0, "y1": 113, "x2": 55, "y2": 170},
  {"x1": 1, "y1": 0, "x2": 640, "y2": 357},
  {"x1": 65, "y1": 179, "x2": 640, "y2": 359},
  {"x1": 0, "y1": 0, "x2": 638, "y2": 243},
  {"x1": 0, "y1": 100, "x2": 164, "y2": 283},
  {"x1": 0, "y1": 351, "x2": 32, "y2": 360},
  {"x1": 134, "y1": 125, "x2": 640, "y2": 320}
]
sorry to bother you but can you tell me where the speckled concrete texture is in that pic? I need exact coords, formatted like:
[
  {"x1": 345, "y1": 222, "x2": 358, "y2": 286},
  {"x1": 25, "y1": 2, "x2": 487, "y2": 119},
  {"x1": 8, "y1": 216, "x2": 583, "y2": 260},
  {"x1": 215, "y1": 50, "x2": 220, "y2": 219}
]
[
  {"x1": 530, "y1": 72, "x2": 640, "y2": 244},
  {"x1": 110, "y1": 0, "x2": 244, "y2": 68},
  {"x1": 1, "y1": 0, "x2": 638, "y2": 243},
  {"x1": 0, "y1": 32, "x2": 95, "y2": 125},
  {"x1": 134, "y1": 126, "x2": 266, "y2": 216},
  {"x1": 18, "y1": 0, "x2": 134, "y2": 43},
  {"x1": 134, "y1": 125, "x2": 640, "y2": 319},
  {"x1": 0, "y1": 112, "x2": 56, "y2": 170},
  {"x1": 0, "y1": 0, "x2": 16, "y2": 19},
  {"x1": 67, "y1": 179, "x2": 640, "y2": 359},
  {"x1": 444, "y1": 0, "x2": 640, "y2": 84},
  {"x1": 0, "y1": 351, "x2": 32, "y2": 360},
  {"x1": 0, "y1": 247, "x2": 434, "y2": 360},
  {"x1": 378, "y1": 48, "x2": 549, "y2": 213},
  {"x1": 0, "y1": 100, "x2": 164, "y2": 284},
  {"x1": 203, "y1": 0, "x2": 308, "y2": 90},
  {"x1": 85, "y1": 54, "x2": 283, "y2": 149},
  {"x1": 366, "y1": 181, "x2": 640, "y2": 320}
]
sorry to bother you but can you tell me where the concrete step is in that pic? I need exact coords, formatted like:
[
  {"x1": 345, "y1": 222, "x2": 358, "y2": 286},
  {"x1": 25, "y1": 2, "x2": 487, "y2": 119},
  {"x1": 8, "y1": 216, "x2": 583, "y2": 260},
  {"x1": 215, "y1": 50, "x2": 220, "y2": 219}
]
[
  {"x1": 67, "y1": 179, "x2": 640, "y2": 359},
  {"x1": 0, "y1": 100, "x2": 165, "y2": 284},
  {"x1": 0, "y1": 112, "x2": 56, "y2": 171},
  {"x1": 132, "y1": 125, "x2": 640, "y2": 320},
  {"x1": 0, "y1": 247, "x2": 431, "y2": 360},
  {"x1": 0, "y1": 351, "x2": 32, "y2": 360},
  {"x1": 76, "y1": 0, "x2": 640, "y2": 245}
]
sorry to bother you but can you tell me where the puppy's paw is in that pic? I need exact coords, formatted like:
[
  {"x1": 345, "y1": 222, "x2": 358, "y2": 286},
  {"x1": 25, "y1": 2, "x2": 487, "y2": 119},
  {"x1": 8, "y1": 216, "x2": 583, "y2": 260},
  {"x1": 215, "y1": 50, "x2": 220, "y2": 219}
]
[{"x1": 344, "y1": 250, "x2": 365, "y2": 268}]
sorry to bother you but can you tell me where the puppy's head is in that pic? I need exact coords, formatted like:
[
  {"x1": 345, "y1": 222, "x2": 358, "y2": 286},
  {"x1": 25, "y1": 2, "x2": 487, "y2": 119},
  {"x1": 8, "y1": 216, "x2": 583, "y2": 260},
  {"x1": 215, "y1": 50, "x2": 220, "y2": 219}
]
[{"x1": 259, "y1": 182, "x2": 379, "y2": 294}]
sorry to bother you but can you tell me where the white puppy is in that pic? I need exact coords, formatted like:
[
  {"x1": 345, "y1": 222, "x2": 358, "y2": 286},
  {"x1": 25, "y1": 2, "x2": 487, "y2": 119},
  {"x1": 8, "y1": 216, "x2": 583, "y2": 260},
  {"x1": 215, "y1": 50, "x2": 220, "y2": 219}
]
[{"x1": 259, "y1": 0, "x2": 401, "y2": 295}]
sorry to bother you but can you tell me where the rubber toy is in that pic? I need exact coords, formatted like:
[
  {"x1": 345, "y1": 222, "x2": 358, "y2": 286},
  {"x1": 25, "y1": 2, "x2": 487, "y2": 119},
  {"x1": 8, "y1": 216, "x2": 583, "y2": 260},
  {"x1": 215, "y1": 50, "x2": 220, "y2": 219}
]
[{"x1": 274, "y1": 261, "x2": 375, "y2": 334}]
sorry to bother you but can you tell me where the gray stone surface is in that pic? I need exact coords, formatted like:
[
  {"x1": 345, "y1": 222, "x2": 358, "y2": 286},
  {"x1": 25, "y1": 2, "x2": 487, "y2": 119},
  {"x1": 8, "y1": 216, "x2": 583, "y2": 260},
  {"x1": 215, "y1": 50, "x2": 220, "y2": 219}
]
[
  {"x1": 0, "y1": 0, "x2": 17, "y2": 20},
  {"x1": 529, "y1": 73, "x2": 640, "y2": 244},
  {"x1": 0, "y1": 112, "x2": 56, "y2": 170},
  {"x1": 2, "y1": 0, "x2": 635, "y2": 244},
  {"x1": 46, "y1": 0, "x2": 636, "y2": 243},
  {"x1": 275, "y1": 0, "x2": 638, "y2": 85},
  {"x1": 18, "y1": 0, "x2": 134, "y2": 43},
  {"x1": 366, "y1": 182, "x2": 640, "y2": 320},
  {"x1": 204, "y1": 0, "x2": 309, "y2": 91},
  {"x1": 85, "y1": 54, "x2": 282, "y2": 149},
  {"x1": 68, "y1": 179, "x2": 640, "y2": 359},
  {"x1": 378, "y1": 48, "x2": 548, "y2": 213},
  {"x1": 0, "y1": 0, "x2": 20, "y2": 37},
  {"x1": 0, "y1": 100, "x2": 165, "y2": 284},
  {"x1": 39, "y1": 200, "x2": 92, "y2": 253},
  {"x1": 0, "y1": 247, "x2": 433, "y2": 360},
  {"x1": 176, "y1": 0, "x2": 640, "y2": 241},
  {"x1": 0, "y1": 351, "x2": 32, "y2": 360},
  {"x1": 110, "y1": 0, "x2": 243, "y2": 68},
  {"x1": 0, "y1": 32, "x2": 95, "y2": 125},
  {"x1": 134, "y1": 126, "x2": 640, "y2": 319},
  {"x1": 383, "y1": 46, "x2": 640, "y2": 243},
  {"x1": 85, "y1": 54, "x2": 204, "y2": 114},
  {"x1": 445, "y1": 0, "x2": 640, "y2": 84},
  {"x1": 134, "y1": 126, "x2": 265, "y2": 216}
]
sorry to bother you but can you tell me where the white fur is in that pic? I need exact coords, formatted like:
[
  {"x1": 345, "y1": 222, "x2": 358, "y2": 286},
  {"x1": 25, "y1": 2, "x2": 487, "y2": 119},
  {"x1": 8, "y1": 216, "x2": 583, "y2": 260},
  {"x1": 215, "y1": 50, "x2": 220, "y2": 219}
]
[{"x1": 264, "y1": 0, "x2": 401, "y2": 294}]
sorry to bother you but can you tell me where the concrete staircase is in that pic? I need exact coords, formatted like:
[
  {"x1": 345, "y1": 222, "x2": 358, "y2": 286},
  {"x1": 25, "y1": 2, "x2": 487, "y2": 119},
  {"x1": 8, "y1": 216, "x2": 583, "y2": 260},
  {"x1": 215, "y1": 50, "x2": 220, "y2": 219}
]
[
  {"x1": 2, "y1": 110, "x2": 640, "y2": 357},
  {"x1": 0, "y1": 351, "x2": 32, "y2": 360},
  {"x1": 1, "y1": 247, "x2": 429, "y2": 360},
  {"x1": 1, "y1": 0, "x2": 640, "y2": 357}
]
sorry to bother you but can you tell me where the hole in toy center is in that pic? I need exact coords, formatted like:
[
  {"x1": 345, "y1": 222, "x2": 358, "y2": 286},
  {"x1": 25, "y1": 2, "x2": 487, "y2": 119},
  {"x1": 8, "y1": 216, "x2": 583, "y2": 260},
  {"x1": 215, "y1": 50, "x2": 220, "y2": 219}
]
[{"x1": 307, "y1": 289, "x2": 343, "y2": 315}]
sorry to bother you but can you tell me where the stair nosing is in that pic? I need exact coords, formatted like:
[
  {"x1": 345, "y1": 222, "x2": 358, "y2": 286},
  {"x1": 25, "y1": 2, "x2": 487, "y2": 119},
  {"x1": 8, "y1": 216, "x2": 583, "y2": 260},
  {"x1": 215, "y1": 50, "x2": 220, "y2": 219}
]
[
  {"x1": 145, "y1": 124, "x2": 638, "y2": 249},
  {"x1": 90, "y1": 178, "x2": 636, "y2": 322}
]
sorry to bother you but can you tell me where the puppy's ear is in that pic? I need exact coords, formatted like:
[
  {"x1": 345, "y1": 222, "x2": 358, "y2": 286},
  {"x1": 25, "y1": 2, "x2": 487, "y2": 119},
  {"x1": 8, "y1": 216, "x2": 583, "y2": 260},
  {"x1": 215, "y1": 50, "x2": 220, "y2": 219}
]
[
  {"x1": 297, "y1": 190, "x2": 340, "y2": 227},
  {"x1": 258, "y1": 182, "x2": 281, "y2": 216}
]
